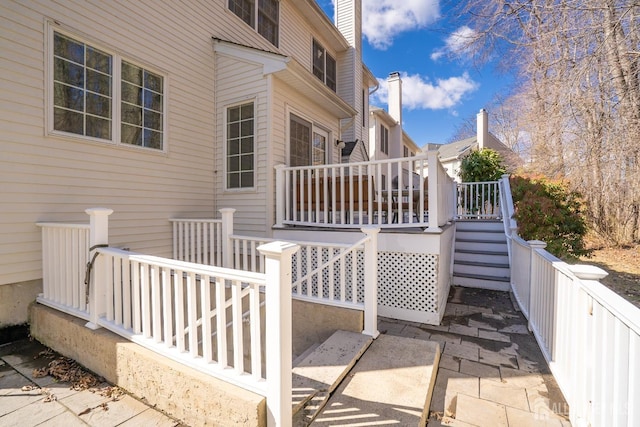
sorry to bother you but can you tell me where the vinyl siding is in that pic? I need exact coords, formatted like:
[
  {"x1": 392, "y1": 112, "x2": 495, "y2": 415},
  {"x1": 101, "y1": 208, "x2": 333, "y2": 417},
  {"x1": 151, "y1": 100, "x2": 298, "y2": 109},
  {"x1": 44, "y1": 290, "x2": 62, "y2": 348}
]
[
  {"x1": 213, "y1": 54, "x2": 269, "y2": 236},
  {"x1": 0, "y1": 0, "x2": 233, "y2": 285}
]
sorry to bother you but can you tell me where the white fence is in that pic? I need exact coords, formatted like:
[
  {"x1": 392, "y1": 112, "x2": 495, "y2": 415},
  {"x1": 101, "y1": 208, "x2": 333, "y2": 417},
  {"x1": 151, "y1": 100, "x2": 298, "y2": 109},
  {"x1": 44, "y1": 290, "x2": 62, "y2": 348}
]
[
  {"x1": 36, "y1": 221, "x2": 90, "y2": 318},
  {"x1": 274, "y1": 151, "x2": 455, "y2": 230},
  {"x1": 500, "y1": 175, "x2": 640, "y2": 426}
]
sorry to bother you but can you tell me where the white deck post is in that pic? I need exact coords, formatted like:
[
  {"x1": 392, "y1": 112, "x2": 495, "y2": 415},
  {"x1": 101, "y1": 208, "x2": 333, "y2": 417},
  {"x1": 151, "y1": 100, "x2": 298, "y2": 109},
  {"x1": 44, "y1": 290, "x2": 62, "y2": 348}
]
[
  {"x1": 427, "y1": 150, "x2": 442, "y2": 231},
  {"x1": 527, "y1": 240, "x2": 547, "y2": 332},
  {"x1": 220, "y1": 208, "x2": 235, "y2": 269},
  {"x1": 274, "y1": 164, "x2": 285, "y2": 228},
  {"x1": 258, "y1": 241, "x2": 299, "y2": 427},
  {"x1": 85, "y1": 207, "x2": 113, "y2": 330},
  {"x1": 361, "y1": 227, "x2": 380, "y2": 338}
]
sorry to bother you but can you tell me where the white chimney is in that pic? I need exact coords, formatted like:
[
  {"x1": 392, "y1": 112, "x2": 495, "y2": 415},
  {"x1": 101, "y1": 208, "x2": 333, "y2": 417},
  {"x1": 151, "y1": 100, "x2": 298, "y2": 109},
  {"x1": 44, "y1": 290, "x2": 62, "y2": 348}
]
[
  {"x1": 387, "y1": 72, "x2": 402, "y2": 124},
  {"x1": 477, "y1": 108, "x2": 488, "y2": 150}
]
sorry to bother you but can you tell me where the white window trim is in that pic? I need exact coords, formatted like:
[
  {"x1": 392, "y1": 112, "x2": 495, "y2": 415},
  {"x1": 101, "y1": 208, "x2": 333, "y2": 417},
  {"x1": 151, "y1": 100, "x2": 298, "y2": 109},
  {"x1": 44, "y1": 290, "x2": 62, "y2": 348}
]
[
  {"x1": 223, "y1": 99, "x2": 257, "y2": 192},
  {"x1": 226, "y1": 0, "x2": 279, "y2": 47},
  {"x1": 311, "y1": 38, "x2": 336, "y2": 91},
  {"x1": 286, "y1": 107, "x2": 333, "y2": 166},
  {"x1": 45, "y1": 21, "x2": 168, "y2": 153}
]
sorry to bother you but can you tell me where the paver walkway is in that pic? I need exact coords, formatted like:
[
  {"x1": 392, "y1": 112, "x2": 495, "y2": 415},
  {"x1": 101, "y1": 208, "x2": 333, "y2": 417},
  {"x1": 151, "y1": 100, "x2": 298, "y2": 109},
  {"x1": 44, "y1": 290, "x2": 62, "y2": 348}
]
[
  {"x1": 379, "y1": 286, "x2": 571, "y2": 427},
  {"x1": 0, "y1": 339, "x2": 182, "y2": 426}
]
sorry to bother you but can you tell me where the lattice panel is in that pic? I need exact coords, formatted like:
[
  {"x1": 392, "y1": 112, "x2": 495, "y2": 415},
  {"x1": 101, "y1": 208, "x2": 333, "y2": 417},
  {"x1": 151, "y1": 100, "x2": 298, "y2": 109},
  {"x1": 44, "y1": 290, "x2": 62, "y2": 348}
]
[
  {"x1": 292, "y1": 248, "x2": 364, "y2": 304},
  {"x1": 378, "y1": 252, "x2": 438, "y2": 312}
]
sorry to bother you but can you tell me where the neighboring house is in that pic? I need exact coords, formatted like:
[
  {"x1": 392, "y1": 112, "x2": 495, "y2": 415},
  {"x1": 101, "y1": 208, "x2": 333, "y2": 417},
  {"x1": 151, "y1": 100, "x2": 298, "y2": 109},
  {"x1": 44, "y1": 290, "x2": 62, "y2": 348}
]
[
  {"x1": 0, "y1": 0, "x2": 374, "y2": 329},
  {"x1": 429, "y1": 109, "x2": 517, "y2": 181}
]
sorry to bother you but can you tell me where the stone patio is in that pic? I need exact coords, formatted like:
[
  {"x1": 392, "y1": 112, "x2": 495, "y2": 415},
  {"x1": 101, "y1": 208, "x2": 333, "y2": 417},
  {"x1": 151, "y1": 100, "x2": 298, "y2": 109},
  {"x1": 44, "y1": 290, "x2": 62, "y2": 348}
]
[
  {"x1": 379, "y1": 286, "x2": 572, "y2": 427},
  {"x1": 0, "y1": 339, "x2": 182, "y2": 427}
]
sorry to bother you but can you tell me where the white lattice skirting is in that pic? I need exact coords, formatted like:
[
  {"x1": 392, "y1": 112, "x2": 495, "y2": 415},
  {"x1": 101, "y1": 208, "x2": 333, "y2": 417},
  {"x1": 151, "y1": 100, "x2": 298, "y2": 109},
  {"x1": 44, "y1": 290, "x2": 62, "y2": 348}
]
[{"x1": 378, "y1": 252, "x2": 441, "y2": 325}]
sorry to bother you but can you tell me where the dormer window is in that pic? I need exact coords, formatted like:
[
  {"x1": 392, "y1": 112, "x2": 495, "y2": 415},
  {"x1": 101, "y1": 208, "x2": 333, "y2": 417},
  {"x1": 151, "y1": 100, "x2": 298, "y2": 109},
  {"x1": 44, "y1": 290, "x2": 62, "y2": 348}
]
[
  {"x1": 229, "y1": 0, "x2": 279, "y2": 47},
  {"x1": 312, "y1": 39, "x2": 336, "y2": 92}
]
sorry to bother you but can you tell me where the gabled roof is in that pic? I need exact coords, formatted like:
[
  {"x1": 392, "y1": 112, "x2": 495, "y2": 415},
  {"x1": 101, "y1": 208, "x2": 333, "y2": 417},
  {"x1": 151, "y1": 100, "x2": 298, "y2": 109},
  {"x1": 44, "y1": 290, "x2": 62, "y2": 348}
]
[{"x1": 436, "y1": 136, "x2": 477, "y2": 161}]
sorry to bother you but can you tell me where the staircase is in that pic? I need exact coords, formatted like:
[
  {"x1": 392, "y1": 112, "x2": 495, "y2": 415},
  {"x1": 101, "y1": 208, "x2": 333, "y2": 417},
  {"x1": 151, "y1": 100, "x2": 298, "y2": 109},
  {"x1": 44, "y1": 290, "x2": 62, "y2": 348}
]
[
  {"x1": 453, "y1": 220, "x2": 511, "y2": 291},
  {"x1": 292, "y1": 330, "x2": 440, "y2": 426}
]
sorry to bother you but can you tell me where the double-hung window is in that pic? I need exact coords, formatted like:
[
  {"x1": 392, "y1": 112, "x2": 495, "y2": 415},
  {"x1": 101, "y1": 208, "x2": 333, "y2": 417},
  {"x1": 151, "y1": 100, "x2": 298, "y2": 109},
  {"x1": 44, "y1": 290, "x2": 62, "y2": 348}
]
[
  {"x1": 380, "y1": 125, "x2": 389, "y2": 155},
  {"x1": 226, "y1": 102, "x2": 255, "y2": 189},
  {"x1": 50, "y1": 28, "x2": 165, "y2": 150},
  {"x1": 312, "y1": 39, "x2": 336, "y2": 92},
  {"x1": 229, "y1": 0, "x2": 279, "y2": 47}
]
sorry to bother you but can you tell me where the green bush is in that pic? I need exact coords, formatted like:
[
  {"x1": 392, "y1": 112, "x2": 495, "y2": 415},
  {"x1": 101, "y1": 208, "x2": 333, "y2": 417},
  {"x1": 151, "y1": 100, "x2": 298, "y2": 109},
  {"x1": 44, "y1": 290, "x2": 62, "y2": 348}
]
[
  {"x1": 459, "y1": 149, "x2": 507, "y2": 183},
  {"x1": 510, "y1": 174, "x2": 589, "y2": 260}
]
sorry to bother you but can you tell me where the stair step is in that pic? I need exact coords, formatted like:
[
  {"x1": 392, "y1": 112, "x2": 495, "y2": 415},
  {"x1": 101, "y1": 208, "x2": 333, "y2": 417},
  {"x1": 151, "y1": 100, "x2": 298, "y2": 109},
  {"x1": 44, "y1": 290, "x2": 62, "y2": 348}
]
[
  {"x1": 455, "y1": 240, "x2": 508, "y2": 252},
  {"x1": 456, "y1": 231, "x2": 507, "y2": 243},
  {"x1": 310, "y1": 335, "x2": 440, "y2": 426},
  {"x1": 454, "y1": 260, "x2": 509, "y2": 269},
  {"x1": 292, "y1": 330, "x2": 372, "y2": 420},
  {"x1": 452, "y1": 274, "x2": 511, "y2": 291},
  {"x1": 453, "y1": 272, "x2": 510, "y2": 282},
  {"x1": 455, "y1": 248, "x2": 508, "y2": 256},
  {"x1": 456, "y1": 238, "x2": 505, "y2": 244}
]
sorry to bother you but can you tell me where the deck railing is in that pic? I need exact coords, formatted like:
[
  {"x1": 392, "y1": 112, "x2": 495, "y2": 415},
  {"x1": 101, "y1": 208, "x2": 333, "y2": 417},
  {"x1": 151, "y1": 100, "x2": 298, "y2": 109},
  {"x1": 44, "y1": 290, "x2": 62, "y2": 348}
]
[
  {"x1": 36, "y1": 221, "x2": 91, "y2": 318},
  {"x1": 37, "y1": 208, "x2": 298, "y2": 426},
  {"x1": 228, "y1": 229, "x2": 380, "y2": 337},
  {"x1": 501, "y1": 176, "x2": 640, "y2": 426},
  {"x1": 456, "y1": 180, "x2": 501, "y2": 219},
  {"x1": 274, "y1": 151, "x2": 455, "y2": 230}
]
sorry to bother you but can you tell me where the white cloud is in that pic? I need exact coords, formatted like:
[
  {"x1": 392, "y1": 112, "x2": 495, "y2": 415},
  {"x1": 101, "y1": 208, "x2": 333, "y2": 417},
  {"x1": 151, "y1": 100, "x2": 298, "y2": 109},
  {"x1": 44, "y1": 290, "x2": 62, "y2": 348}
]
[
  {"x1": 361, "y1": 0, "x2": 440, "y2": 50},
  {"x1": 431, "y1": 26, "x2": 478, "y2": 61},
  {"x1": 372, "y1": 72, "x2": 479, "y2": 110}
]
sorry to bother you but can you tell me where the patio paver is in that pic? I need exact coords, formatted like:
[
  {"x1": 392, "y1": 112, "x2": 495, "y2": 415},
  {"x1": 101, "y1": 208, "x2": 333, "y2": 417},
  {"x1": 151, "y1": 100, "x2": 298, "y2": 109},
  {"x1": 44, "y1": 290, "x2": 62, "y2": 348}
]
[
  {"x1": 0, "y1": 339, "x2": 182, "y2": 427},
  {"x1": 382, "y1": 286, "x2": 571, "y2": 427}
]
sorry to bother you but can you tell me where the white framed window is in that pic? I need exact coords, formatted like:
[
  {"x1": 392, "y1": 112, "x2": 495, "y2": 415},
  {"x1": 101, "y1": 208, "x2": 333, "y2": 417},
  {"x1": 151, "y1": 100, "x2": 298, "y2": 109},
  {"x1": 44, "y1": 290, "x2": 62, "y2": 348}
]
[
  {"x1": 48, "y1": 25, "x2": 166, "y2": 151},
  {"x1": 225, "y1": 101, "x2": 255, "y2": 189},
  {"x1": 380, "y1": 124, "x2": 389, "y2": 155},
  {"x1": 228, "y1": 0, "x2": 279, "y2": 47},
  {"x1": 312, "y1": 39, "x2": 336, "y2": 92},
  {"x1": 289, "y1": 113, "x2": 329, "y2": 167}
]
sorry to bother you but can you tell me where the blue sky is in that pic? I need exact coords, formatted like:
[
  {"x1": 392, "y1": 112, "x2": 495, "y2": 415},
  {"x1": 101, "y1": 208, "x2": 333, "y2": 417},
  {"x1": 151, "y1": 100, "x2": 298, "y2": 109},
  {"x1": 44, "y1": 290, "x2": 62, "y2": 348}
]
[{"x1": 316, "y1": 1, "x2": 514, "y2": 147}]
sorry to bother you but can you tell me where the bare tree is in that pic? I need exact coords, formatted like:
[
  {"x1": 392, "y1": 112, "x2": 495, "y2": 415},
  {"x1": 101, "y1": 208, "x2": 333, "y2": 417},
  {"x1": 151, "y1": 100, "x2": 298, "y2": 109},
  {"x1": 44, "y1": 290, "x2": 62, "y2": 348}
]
[{"x1": 456, "y1": 0, "x2": 640, "y2": 244}]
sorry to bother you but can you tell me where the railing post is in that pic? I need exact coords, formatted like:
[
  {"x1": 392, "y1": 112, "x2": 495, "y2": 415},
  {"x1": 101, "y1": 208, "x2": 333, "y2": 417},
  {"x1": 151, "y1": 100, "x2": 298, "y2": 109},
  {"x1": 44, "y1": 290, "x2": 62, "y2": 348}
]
[
  {"x1": 85, "y1": 207, "x2": 113, "y2": 330},
  {"x1": 426, "y1": 150, "x2": 442, "y2": 232},
  {"x1": 361, "y1": 227, "x2": 380, "y2": 338},
  {"x1": 258, "y1": 241, "x2": 299, "y2": 427},
  {"x1": 220, "y1": 208, "x2": 235, "y2": 269},
  {"x1": 527, "y1": 240, "x2": 547, "y2": 332},
  {"x1": 274, "y1": 164, "x2": 285, "y2": 228}
]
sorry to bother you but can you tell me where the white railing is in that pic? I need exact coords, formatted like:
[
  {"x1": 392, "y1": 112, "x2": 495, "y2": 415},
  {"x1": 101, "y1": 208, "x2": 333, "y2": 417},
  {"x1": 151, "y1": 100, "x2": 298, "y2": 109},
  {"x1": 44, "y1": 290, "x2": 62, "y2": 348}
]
[
  {"x1": 500, "y1": 176, "x2": 640, "y2": 426},
  {"x1": 228, "y1": 228, "x2": 380, "y2": 337},
  {"x1": 275, "y1": 151, "x2": 454, "y2": 229},
  {"x1": 37, "y1": 208, "x2": 298, "y2": 427},
  {"x1": 36, "y1": 221, "x2": 91, "y2": 318},
  {"x1": 92, "y1": 247, "x2": 268, "y2": 392},
  {"x1": 456, "y1": 180, "x2": 501, "y2": 219}
]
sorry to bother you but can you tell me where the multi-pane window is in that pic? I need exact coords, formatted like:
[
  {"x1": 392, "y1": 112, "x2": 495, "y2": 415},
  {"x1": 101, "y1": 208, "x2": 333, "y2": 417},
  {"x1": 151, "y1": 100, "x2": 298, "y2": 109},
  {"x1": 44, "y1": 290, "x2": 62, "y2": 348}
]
[
  {"x1": 312, "y1": 130, "x2": 327, "y2": 166},
  {"x1": 229, "y1": 0, "x2": 279, "y2": 47},
  {"x1": 53, "y1": 32, "x2": 113, "y2": 140},
  {"x1": 121, "y1": 62, "x2": 164, "y2": 149},
  {"x1": 380, "y1": 124, "x2": 389, "y2": 155},
  {"x1": 403, "y1": 146, "x2": 409, "y2": 158},
  {"x1": 312, "y1": 39, "x2": 336, "y2": 92},
  {"x1": 290, "y1": 114, "x2": 312, "y2": 167},
  {"x1": 51, "y1": 29, "x2": 165, "y2": 150},
  {"x1": 226, "y1": 102, "x2": 255, "y2": 189}
]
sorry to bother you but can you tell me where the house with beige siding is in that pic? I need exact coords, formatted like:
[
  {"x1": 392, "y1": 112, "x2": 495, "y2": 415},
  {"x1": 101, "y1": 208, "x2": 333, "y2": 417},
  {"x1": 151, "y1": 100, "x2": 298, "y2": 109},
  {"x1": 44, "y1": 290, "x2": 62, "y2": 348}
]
[{"x1": 0, "y1": 0, "x2": 375, "y2": 329}]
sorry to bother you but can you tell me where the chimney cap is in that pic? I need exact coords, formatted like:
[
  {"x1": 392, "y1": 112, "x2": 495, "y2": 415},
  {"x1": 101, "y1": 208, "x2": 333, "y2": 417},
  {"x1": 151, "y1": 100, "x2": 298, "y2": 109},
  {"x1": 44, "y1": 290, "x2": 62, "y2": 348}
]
[{"x1": 388, "y1": 71, "x2": 400, "y2": 78}]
